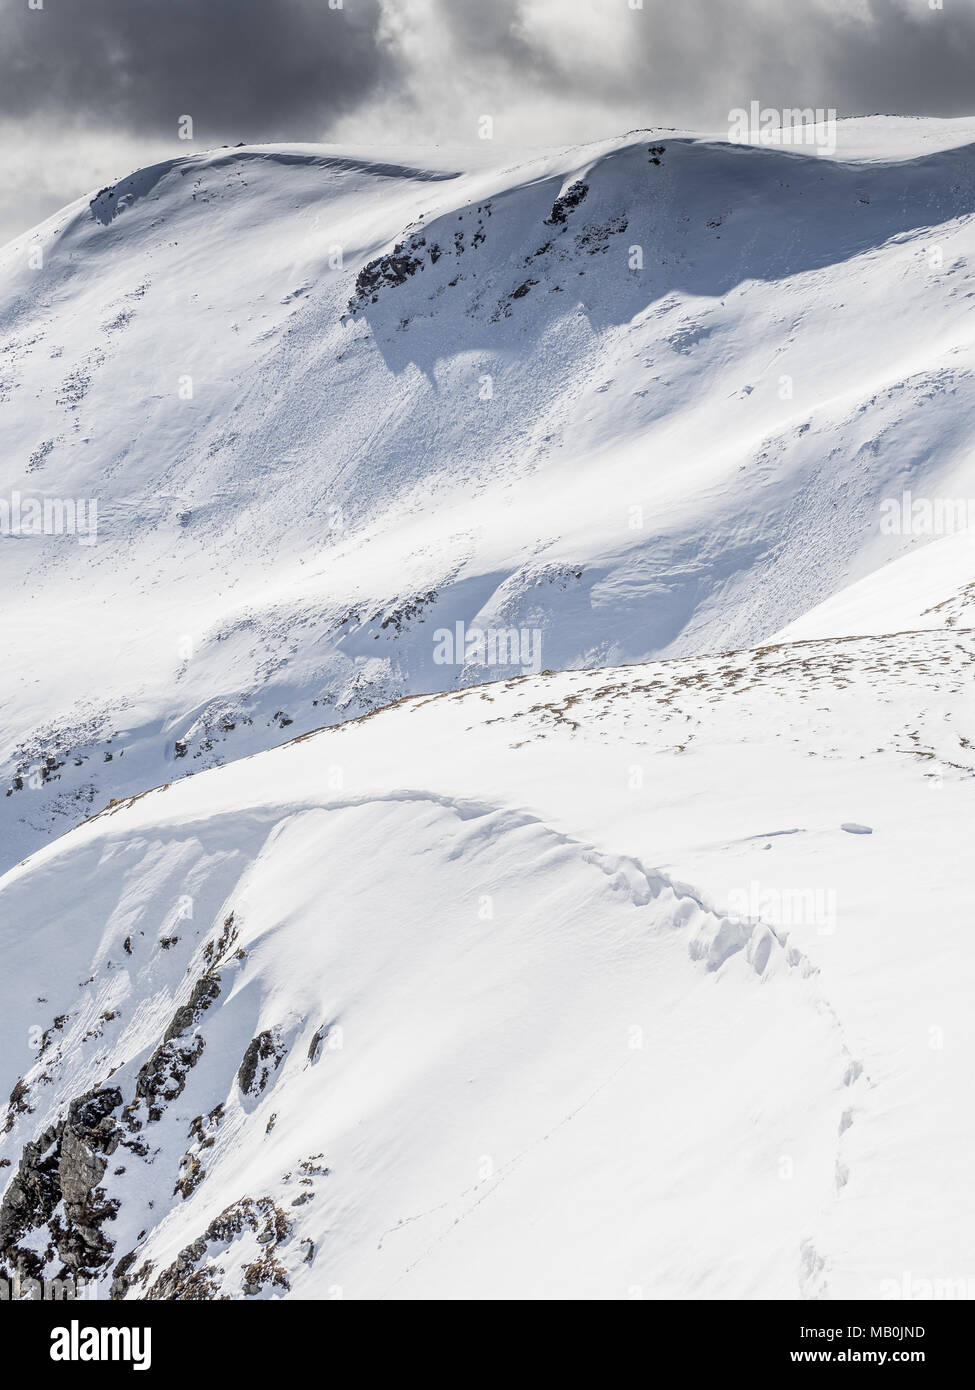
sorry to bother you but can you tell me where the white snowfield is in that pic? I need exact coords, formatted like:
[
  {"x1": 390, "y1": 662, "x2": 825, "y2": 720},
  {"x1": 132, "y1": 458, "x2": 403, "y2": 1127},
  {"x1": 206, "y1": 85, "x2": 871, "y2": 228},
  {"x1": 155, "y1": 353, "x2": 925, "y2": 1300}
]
[
  {"x1": 2, "y1": 117, "x2": 975, "y2": 869},
  {"x1": 0, "y1": 631, "x2": 972, "y2": 1299},
  {"x1": 0, "y1": 117, "x2": 973, "y2": 1300}
]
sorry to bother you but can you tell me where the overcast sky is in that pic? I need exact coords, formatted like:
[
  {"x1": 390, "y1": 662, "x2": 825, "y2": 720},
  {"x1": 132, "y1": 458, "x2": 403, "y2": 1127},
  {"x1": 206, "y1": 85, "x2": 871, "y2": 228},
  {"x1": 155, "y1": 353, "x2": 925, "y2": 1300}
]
[{"x1": 2, "y1": 0, "x2": 975, "y2": 244}]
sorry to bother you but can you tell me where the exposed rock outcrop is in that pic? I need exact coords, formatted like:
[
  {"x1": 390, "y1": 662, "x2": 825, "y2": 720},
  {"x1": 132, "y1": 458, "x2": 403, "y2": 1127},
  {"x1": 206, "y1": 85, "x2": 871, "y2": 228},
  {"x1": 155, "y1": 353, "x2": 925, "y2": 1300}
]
[{"x1": 0, "y1": 1086, "x2": 123, "y2": 1280}]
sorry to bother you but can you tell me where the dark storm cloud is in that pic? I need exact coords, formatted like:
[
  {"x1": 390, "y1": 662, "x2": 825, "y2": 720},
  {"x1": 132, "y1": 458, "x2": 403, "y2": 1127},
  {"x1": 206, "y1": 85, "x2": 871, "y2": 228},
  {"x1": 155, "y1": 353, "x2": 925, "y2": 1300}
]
[
  {"x1": 3, "y1": 0, "x2": 975, "y2": 245},
  {"x1": 424, "y1": 0, "x2": 975, "y2": 129},
  {"x1": 823, "y1": 0, "x2": 975, "y2": 116},
  {"x1": 0, "y1": 0, "x2": 390, "y2": 142},
  {"x1": 3, "y1": 0, "x2": 975, "y2": 147}
]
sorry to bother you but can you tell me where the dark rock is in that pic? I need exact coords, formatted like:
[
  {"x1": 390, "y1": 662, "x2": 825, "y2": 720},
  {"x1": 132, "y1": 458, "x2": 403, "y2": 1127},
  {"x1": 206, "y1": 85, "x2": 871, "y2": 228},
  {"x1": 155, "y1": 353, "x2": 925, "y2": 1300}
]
[
  {"x1": 545, "y1": 181, "x2": 589, "y2": 226},
  {"x1": 238, "y1": 1030, "x2": 286, "y2": 1097},
  {"x1": 0, "y1": 1087, "x2": 123, "y2": 1280}
]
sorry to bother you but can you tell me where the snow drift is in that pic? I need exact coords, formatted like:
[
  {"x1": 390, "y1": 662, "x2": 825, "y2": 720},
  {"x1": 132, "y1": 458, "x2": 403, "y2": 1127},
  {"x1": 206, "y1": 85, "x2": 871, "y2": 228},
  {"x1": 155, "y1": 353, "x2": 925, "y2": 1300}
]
[{"x1": 1, "y1": 117, "x2": 974, "y2": 1300}]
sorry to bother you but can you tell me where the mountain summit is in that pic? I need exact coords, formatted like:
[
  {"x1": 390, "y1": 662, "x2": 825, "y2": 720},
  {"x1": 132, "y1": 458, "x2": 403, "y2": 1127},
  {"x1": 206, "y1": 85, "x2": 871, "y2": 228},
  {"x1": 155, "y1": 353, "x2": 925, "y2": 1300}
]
[{"x1": 1, "y1": 118, "x2": 973, "y2": 1299}]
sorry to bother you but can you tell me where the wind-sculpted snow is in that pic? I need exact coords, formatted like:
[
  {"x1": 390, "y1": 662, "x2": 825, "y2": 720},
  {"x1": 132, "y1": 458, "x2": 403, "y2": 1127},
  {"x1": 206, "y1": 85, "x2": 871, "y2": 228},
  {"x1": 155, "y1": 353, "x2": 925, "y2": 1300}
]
[
  {"x1": 0, "y1": 629, "x2": 972, "y2": 1297},
  {"x1": 1, "y1": 119, "x2": 974, "y2": 1300},
  {"x1": 2, "y1": 122, "x2": 975, "y2": 869}
]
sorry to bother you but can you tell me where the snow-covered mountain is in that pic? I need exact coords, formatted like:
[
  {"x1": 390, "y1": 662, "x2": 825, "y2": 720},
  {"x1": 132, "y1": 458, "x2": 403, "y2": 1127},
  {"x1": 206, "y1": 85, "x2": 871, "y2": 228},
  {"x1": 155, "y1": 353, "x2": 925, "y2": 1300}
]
[
  {"x1": 1, "y1": 629, "x2": 972, "y2": 1299},
  {"x1": 3, "y1": 117, "x2": 975, "y2": 870},
  {"x1": 1, "y1": 117, "x2": 973, "y2": 1300}
]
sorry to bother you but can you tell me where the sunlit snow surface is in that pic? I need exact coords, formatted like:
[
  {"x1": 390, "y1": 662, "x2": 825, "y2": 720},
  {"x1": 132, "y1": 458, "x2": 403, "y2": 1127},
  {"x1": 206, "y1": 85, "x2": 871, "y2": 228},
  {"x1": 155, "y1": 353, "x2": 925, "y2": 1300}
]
[{"x1": 0, "y1": 118, "x2": 973, "y2": 1299}]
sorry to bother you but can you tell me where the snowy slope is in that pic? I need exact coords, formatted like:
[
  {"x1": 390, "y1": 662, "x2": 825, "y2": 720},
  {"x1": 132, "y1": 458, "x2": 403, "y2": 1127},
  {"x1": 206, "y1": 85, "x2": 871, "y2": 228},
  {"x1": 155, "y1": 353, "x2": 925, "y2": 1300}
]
[
  {"x1": 2, "y1": 117, "x2": 974, "y2": 1302},
  {"x1": 2, "y1": 119, "x2": 975, "y2": 869},
  {"x1": 773, "y1": 528, "x2": 975, "y2": 641},
  {"x1": 0, "y1": 626, "x2": 972, "y2": 1300}
]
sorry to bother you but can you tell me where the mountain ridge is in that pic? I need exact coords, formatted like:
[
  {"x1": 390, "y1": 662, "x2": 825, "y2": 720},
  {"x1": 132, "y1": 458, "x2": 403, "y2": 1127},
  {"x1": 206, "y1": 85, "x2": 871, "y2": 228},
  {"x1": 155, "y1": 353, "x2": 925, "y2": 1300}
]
[
  {"x1": 1, "y1": 117, "x2": 973, "y2": 1299},
  {"x1": 2, "y1": 119, "x2": 974, "y2": 869}
]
